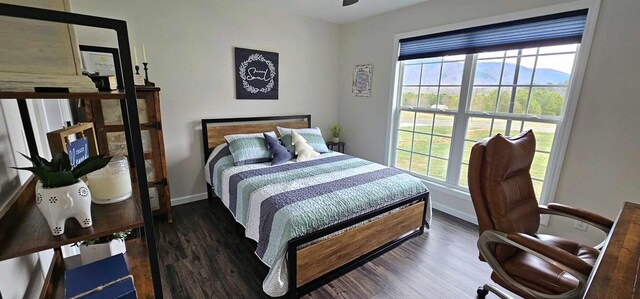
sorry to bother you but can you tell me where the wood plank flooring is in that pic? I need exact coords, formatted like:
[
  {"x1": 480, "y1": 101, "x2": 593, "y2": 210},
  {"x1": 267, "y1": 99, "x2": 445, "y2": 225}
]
[{"x1": 154, "y1": 199, "x2": 514, "y2": 298}]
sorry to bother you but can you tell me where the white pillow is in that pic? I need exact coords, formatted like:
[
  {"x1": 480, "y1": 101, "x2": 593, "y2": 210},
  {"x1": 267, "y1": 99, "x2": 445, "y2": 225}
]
[{"x1": 292, "y1": 131, "x2": 319, "y2": 162}]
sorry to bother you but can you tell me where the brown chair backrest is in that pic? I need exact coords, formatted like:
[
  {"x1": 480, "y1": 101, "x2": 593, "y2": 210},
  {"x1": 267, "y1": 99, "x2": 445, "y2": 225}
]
[{"x1": 468, "y1": 130, "x2": 540, "y2": 262}]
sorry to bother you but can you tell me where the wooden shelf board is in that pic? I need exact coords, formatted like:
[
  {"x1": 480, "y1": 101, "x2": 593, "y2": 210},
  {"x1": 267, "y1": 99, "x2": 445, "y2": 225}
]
[
  {"x1": 0, "y1": 91, "x2": 126, "y2": 99},
  {"x1": 0, "y1": 185, "x2": 144, "y2": 261},
  {"x1": 40, "y1": 249, "x2": 63, "y2": 299},
  {"x1": 46, "y1": 238, "x2": 153, "y2": 299},
  {"x1": 125, "y1": 238, "x2": 154, "y2": 299}
]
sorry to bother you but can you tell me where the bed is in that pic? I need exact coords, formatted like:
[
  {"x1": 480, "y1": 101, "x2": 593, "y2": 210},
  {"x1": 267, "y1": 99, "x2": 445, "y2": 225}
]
[{"x1": 201, "y1": 115, "x2": 431, "y2": 298}]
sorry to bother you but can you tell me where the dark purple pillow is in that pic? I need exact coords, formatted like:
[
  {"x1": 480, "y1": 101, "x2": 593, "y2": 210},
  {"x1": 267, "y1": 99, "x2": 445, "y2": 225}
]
[{"x1": 264, "y1": 133, "x2": 293, "y2": 165}]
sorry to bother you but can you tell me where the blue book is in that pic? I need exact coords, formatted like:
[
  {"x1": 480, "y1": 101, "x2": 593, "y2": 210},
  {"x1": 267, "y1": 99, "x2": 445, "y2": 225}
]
[{"x1": 65, "y1": 253, "x2": 137, "y2": 299}]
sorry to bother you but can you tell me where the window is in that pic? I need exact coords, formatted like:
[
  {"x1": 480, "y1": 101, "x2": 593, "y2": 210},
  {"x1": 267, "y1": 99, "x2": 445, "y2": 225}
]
[
  {"x1": 391, "y1": 9, "x2": 589, "y2": 202},
  {"x1": 393, "y1": 44, "x2": 580, "y2": 199}
]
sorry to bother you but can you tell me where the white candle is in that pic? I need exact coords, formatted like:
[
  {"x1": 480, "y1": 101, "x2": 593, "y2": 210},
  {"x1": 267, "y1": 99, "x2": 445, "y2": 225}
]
[
  {"x1": 133, "y1": 46, "x2": 139, "y2": 65},
  {"x1": 88, "y1": 172, "x2": 132, "y2": 202},
  {"x1": 142, "y1": 44, "x2": 147, "y2": 62},
  {"x1": 87, "y1": 158, "x2": 133, "y2": 204}
]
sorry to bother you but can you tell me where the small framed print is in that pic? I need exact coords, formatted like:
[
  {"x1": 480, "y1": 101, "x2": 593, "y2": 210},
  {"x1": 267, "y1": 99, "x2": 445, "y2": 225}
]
[{"x1": 352, "y1": 64, "x2": 373, "y2": 97}]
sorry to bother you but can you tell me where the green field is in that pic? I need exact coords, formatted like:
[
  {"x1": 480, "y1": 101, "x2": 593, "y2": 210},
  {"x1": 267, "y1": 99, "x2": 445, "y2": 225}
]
[{"x1": 396, "y1": 116, "x2": 554, "y2": 197}]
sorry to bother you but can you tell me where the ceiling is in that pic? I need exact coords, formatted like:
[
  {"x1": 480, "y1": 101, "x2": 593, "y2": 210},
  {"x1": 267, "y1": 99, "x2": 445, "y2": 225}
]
[{"x1": 236, "y1": 0, "x2": 430, "y2": 24}]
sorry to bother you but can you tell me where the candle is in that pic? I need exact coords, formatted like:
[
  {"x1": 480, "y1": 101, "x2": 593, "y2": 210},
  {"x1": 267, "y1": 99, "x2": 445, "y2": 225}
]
[
  {"x1": 88, "y1": 172, "x2": 132, "y2": 202},
  {"x1": 133, "y1": 46, "x2": 139, "y2": 65},
  {"x1": 87, "y1": 157, "x2": 132, "y2": 204},
  {"x1": 142, "y1": 44, "x2": 147, "y2": 62}
]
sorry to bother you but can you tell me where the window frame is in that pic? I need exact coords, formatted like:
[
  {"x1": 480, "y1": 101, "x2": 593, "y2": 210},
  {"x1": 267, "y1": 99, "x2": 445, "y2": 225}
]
[{"x1": 385, "y1": 1, "x2": 601, "y2": 210}]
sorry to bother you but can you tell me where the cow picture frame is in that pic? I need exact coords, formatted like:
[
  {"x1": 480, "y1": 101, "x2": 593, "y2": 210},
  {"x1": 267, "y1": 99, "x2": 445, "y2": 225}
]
[{"x1": 234, "y1": 47, "x2": 279, "y2": 100}]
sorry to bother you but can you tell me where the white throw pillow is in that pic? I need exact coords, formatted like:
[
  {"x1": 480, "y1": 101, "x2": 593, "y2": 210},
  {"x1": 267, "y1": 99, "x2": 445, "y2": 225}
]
[{"x1": 292, "y1": 131, "x2": 319, "y2": 162}]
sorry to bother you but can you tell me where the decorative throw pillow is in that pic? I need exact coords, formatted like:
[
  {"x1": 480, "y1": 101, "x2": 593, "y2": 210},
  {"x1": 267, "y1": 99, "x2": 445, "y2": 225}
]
[
  {"x1": 277, "y1": 127, "x2": 330, "y2": 154},
  {"x1": 224, "y1": 132, "x2": 277, "y2": 166},
  {"x1": 263, "y1": 133, "x2": 293, "y2": 165},
  {"x1": 292, "y1": 131, "x2": 320, "y2": 162}
]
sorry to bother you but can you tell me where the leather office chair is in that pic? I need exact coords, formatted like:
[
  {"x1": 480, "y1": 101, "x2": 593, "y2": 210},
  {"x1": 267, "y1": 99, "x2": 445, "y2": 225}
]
[{"x1": 468, "y1": 130, "x2": 614, "y2": 299}]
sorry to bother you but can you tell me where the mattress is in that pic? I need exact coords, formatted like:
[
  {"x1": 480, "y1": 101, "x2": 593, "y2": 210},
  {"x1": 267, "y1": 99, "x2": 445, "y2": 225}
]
[{"x1": 204, "y1": 144, "x2": 431, "y2": 296}]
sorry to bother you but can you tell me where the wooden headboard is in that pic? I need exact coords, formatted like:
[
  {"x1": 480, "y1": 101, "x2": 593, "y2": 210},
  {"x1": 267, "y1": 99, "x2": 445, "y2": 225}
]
[{"x1": 201, "y1": 115, "x2": 311, "y2": 160}]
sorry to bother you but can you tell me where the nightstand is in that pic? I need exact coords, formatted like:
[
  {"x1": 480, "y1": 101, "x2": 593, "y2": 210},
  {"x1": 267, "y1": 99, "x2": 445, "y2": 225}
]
[{"x1": 326, "y1": 141, "x2": 345, "y2": 153}]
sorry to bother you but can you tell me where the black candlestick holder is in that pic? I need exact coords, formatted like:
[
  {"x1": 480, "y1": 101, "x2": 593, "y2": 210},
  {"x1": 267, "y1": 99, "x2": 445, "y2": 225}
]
[
  {"x1": 135, "y1": 65, "x2": 140, "y2": 75},
  {"x1": 142, "y1": 62, "x2": 155, "y2": 87}
]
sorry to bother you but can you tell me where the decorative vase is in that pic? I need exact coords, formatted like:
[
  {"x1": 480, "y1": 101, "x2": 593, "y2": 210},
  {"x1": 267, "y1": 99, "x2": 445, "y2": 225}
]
[
  {"x1": 35, "y1": 180, "x2": 93, "y2": 236},
  {"x1": 79, "y1": 239, "x2": 127, "y2": 265},
  {"x1": 333, "y1": 137, "x2": 340, "y2": 143}
]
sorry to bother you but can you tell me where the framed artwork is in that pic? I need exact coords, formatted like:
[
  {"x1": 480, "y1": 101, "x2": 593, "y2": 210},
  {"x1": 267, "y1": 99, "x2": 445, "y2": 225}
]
[
  {"x1": 352, "y1": 64, "x2": 373, "y2": 97},
  {"x1": 79, "y1": 45, "x2": 124, "y2": 89},
  {"x1": 235, "y1": 47, "x2": 279, "y2": 99}
]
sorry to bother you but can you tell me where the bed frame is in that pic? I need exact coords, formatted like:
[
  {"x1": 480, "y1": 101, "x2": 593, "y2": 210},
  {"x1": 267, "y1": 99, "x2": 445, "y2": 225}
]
[{"x1": 201, "y1": 115, "x2": 430, "y2": 298}]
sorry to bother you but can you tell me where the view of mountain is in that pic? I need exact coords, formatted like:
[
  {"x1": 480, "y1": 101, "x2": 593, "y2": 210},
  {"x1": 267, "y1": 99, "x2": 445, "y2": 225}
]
[{"x1": 404, "y1": 61, "x2": 570, "y2": 86}]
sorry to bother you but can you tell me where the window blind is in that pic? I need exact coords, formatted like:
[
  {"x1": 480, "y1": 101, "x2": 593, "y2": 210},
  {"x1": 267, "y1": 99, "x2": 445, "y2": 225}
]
[{"x1": 398, "y1": 9, "x2": 588, "y2": 61}]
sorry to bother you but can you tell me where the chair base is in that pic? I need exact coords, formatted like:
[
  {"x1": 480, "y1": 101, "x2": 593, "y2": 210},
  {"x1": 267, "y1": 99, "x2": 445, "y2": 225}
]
[{"x1": 478, "y1": 284, "x2": 512, "y2": 299}]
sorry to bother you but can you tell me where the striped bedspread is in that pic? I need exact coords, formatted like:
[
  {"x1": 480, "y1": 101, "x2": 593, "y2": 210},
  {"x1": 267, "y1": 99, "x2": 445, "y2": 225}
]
[{"x1": 205, "y1": 144, "x2": 429, "y2": 269}]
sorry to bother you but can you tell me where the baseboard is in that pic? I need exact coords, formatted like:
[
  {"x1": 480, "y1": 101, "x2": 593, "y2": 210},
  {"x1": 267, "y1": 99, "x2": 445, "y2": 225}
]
[
  {"x1": 170, "y1": 192, "x2": 479, "y2": 225},
  {"x1": 171, "y1": 192, "x2": 207, "y2": 206},
  {"x1": 432, "y1": 201, "x2": 478, "y2": 225}
]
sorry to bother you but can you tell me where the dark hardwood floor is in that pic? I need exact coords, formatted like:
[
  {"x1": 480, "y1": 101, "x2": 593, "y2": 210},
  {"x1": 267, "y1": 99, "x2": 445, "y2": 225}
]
[{"x1": 154, "y1": 199, "x2": 514, "y2": 298}]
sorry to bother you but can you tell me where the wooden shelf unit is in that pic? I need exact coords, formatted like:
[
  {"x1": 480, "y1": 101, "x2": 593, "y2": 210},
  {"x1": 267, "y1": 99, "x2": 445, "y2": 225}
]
[
  {"x1": 0, "y1": 177, "x2": 144, "y2": 261},
  {"x1": 74, "y1": 86, "x2": 173, "y2": 222},
  {"x1": 0, "y1": 3, "x2": 164, "y2": 298}
]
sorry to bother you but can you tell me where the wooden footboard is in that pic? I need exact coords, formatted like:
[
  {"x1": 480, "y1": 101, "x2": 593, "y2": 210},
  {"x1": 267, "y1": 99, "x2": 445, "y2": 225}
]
[
  {"x1": 296, "y1": 201, "x2": 424, "y2": 286},
  {"x1": 287, "y1": 194, "x2": 429, "y2": 298}
]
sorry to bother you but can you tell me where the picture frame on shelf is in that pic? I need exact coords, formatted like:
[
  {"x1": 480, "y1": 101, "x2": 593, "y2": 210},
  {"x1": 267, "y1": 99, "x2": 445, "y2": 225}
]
[
  {"x1": 79, "y1": 45, "x2": 124, "y2": 90},
  {"x1": 46, "y1": 122, "x2": 99, "y2": 158}
]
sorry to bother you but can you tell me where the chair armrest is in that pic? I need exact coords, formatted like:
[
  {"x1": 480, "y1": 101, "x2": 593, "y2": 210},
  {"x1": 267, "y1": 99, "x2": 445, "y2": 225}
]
[
  {"x1": 540, "y1": 203, "x2": 613, "y2": 234},
  {"x1": 506, "y1": 233, "x2": 592, "y2": 277},
  {"x1": 477, "y1": 230, "x2": 587, "y2": 298}
]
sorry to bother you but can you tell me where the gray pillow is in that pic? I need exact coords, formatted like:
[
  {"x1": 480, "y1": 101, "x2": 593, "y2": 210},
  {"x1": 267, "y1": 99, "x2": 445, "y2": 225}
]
[{"x1": 224, "y1": 132, "x2": 277, "y2": 166}]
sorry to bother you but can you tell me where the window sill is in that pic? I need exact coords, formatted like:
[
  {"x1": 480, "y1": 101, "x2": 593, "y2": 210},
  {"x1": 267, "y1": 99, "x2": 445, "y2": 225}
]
[
  {"x1": 398, "y1": 168, "x2": 552, "y2": 226},
  {"x1": 396, "y1": 168, "x2": 470, "y2": 198}
]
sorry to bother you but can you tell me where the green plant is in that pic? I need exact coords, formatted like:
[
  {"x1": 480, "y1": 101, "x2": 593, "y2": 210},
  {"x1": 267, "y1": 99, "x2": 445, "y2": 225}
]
[
  {"x1": 74, "y1": 230, "x2": 132, "y2": 246},
  {"x1": 13, "y1": 152, "x2": 112, "y2": 188},
  {"x1": 330, "y1": 125, "x2": 341, "y2": 138}
]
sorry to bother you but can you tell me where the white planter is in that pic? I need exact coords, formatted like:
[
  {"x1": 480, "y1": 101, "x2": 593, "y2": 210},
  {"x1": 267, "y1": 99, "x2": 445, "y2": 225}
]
[
  {"x1": 332, "y1": 137, "x2": 340, "y2": 143},
  {"x1": 79, "y1": 239, "x2": 127, "y2": 265},
  {"x1": 36, "y1": 180, "x2": 92, "y2": 236}
]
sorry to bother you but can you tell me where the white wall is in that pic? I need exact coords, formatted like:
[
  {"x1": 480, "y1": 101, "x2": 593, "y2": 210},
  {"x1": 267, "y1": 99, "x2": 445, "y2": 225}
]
[
  {"x1": 0, "y1": 100, "x2": 60, "y2": 299},
  {"x1": 538, "y1": 0, "x2": 640, "y2": 243},
  {"x1": 337, "y1": 0, "x2": 640, "y2": 244},
  {"x1": 69, "y1": 0, "x2": 341, "y2": 202}
]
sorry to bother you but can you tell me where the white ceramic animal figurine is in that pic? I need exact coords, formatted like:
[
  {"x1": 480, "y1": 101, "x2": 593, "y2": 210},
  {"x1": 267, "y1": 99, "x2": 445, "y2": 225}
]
[
  {"x1": 35, "y1": 180, "x2": 93, "y2": 236},
  {"x1": 292, "y1": 131, "x2": 320, "y2": 162}
]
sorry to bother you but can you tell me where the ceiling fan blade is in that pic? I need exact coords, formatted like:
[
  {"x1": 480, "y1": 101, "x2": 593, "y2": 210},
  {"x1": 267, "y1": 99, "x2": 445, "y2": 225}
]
[{"x1": 343, "y1": 0, "x2": 358, "y2": 6}]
